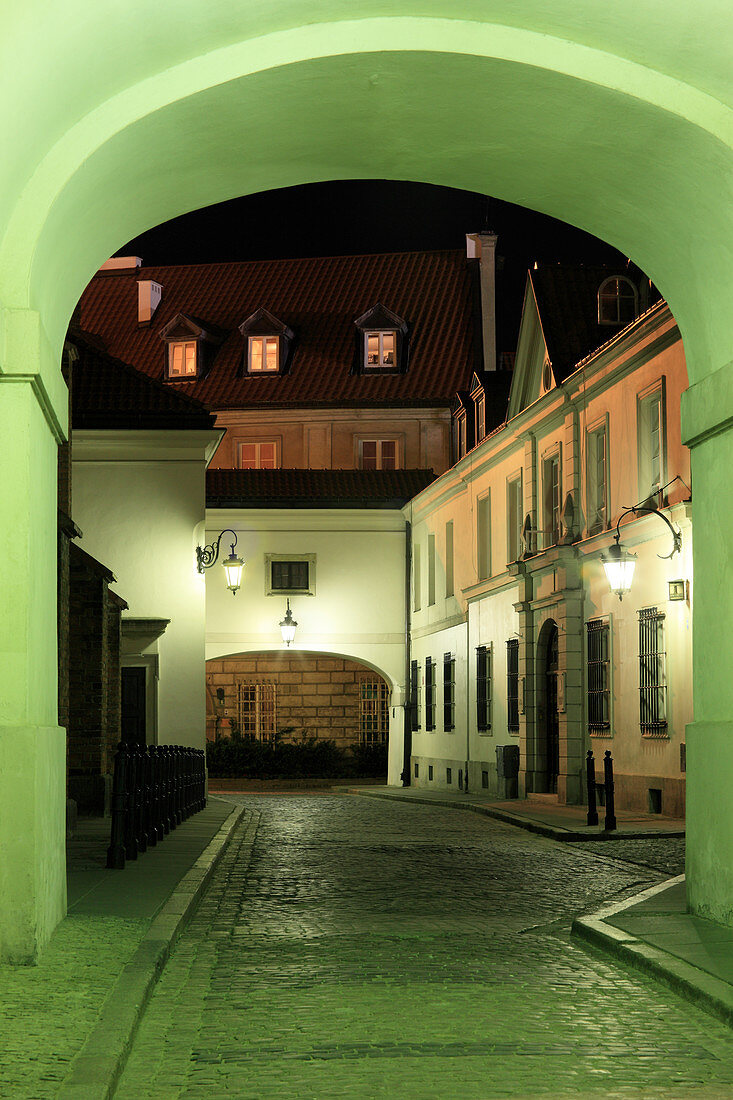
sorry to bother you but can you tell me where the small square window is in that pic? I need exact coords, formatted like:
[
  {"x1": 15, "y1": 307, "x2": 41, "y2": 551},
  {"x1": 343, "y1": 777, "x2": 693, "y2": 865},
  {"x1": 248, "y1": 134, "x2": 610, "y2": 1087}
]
[
  {"x1": 265, "y1": 555, "x2": 316, "y2": 596},
  {"x1": 239, "y1": 441, "x2": 279, "y2": 469},
  {"x1": 360, "y1": 440, "x2": 398, "y2": 470},
  {"x1": 249, "y1": 336, "x2": 279, "y2": 372},
  {"x1": 168, "y1": 340, "x2": 197, "y2": 377}
]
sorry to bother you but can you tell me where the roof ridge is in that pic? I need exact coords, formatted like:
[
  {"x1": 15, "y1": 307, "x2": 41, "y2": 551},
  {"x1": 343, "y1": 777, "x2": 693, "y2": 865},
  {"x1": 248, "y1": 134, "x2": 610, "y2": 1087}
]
[{"x1": 98, "y1": 247, "x2": 465, "y2": 277}]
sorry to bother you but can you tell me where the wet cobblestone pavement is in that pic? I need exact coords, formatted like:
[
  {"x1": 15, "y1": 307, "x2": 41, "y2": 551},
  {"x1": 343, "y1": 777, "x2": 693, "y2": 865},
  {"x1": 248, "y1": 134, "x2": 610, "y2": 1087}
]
[{"x1": 116, "y1": 795, "x2": 731, "y2": 1099}]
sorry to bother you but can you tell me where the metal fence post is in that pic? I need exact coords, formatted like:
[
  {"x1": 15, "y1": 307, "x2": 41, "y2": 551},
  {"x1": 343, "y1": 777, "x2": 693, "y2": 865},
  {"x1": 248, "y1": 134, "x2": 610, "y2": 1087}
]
[
  {"x1": 604, "y1": 750, "x2": 617, "y2": 832},
  {"x1": 586, "y1": 750, "x2": 598, "y2": 826}
]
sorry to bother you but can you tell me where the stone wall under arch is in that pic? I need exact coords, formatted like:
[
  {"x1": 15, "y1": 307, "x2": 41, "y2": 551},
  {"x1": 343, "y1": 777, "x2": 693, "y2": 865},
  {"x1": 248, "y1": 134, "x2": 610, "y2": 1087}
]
[{"x1": 206, "y1": 651, "x2": 390, "y2": 748}]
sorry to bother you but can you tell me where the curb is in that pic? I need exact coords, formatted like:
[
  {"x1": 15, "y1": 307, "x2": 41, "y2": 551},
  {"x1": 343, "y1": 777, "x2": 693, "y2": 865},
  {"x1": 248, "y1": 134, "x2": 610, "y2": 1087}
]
[
  {"x1": 343, "y1": 787, "x2": 684, "y2": 841},
  {"x1": 572, "y1": 876, "x2": 733, "y2": 1029},
  {"x1": 57, "y1": 798, "x2": 250, "y2": 1100}
]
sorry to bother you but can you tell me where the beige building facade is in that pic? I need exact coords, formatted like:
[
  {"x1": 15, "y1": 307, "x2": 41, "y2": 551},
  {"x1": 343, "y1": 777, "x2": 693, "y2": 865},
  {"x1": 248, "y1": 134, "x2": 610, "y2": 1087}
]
[{"x1": 407, "y1": 290, "x2": 691, "y2": 816}]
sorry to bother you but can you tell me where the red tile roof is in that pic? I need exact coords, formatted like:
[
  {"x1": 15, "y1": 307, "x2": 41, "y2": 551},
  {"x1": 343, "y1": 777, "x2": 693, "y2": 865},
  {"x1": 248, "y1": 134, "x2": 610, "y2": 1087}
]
[
  {"x1": 77, "y1": 250, "x2": 482, "y2": 410},
  {"x1": 531, "y1": 264, "x2": 661, "y2": 382},
  {"x1": 206, "y1": 468, "x2": 435, "y2": 509},
  {"x1": 69, "y1": 328, "x2": 216, "y2": 430}
]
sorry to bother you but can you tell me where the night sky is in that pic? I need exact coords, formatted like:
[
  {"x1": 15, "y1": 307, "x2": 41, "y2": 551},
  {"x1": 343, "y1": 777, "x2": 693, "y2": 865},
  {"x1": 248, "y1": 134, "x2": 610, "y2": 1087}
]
[{"x1": 118, "y1": 180, "x2": 628, "y2": 356}]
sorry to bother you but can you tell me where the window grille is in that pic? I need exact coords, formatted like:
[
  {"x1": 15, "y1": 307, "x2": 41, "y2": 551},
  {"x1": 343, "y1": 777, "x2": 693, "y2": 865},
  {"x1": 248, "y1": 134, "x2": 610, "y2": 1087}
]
[
  {"x1": 443, "y1": 653, "x2": 455, "y2": 731},
  {"x1": 359, "y1": 678, "x2": 388, "y2": 744},
  {"x1": 425, "y1": 657, "x2": 436, "y2": 731},
  {"x1": 237, "y1": 681, "x2": 277, "y2": 741},
  {"x1": 476, "y1": 645, "x2": 491, "y2": 731},
  {"x1": 410, "y1": 659, "x2": 420, "y2": 731},
  {"x1": 638, "y1": 607, "x2": 667, "y2": 736},
  {"x1": 586, "y1": 619, "x2": 611, "y2": 733},
  {"x1": 271, "y1": 560, "x2": 309, "y2": 592},
  {"x1": 506, "y1": 639, "x2": 519, "y2": 733}
]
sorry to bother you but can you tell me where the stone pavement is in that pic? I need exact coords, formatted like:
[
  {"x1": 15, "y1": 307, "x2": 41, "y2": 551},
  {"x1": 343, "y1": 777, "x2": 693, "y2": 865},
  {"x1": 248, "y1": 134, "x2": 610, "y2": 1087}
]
[
  {"x1": 116, "y1": 793, "x2": 733, "y2": 1099},
  {"x1": 0, "y1": 797, "x2": 245, "y2": 1100}
]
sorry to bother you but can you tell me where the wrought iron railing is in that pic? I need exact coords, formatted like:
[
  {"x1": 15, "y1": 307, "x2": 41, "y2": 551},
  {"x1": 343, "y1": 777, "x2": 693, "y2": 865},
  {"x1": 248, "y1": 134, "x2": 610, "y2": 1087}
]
[{"x1": 106, "y1": 743, "x2": 206, "y2": 869}]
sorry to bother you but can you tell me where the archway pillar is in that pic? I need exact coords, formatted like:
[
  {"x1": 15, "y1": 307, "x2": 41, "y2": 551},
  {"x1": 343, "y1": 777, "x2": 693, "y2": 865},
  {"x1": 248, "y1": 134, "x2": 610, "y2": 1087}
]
[
  {"x1": 0, "y1": 309, "x2": 68, "y2": 963},
  {"x1": 682, "y1": 365, "x2": 733, "y2": 924}
]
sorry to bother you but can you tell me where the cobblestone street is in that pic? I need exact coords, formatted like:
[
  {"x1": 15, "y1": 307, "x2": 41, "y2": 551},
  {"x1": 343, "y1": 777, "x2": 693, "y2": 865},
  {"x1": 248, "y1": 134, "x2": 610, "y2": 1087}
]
[{"x1": 116, "y1": 795, "x2": 731, "y2": 1099}]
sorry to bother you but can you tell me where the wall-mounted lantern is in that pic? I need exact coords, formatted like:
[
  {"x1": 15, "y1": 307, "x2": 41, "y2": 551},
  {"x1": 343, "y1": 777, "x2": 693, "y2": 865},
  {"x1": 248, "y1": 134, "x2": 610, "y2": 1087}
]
[
  {"x1": 603, "y1": 497, "x2": 682, "y2": 601},
  {"x1": 279, "y1": 599, "x2": 297, "y2": 646},
  {"x1": 196, "y1": 529, "x2": 244, "y2": 595}
]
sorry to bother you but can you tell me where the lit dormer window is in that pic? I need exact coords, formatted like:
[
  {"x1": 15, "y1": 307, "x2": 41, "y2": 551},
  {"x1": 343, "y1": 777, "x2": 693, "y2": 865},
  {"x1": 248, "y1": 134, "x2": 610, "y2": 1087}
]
[
  {"x1": 354, "y1": 304, "x2": 408, "y2": 374},
  {"x1": 159, "y1": 314, "x2": 220, "y2": 381},
  {"x1": 598, "y1": 276, "x2": 638, "y2": 325},
  {"x1": 168, "y1": 339, "x2": 197, "y2": 377},
  {"x1": 248, "y1": 336, "x2": 279, "y2": 372},
  {"x1": 240, "y1": 308, "x2": 294, "y2": 376},
  {"x1": 366, "y1": 331, "x2": 396, "y2": 368}
]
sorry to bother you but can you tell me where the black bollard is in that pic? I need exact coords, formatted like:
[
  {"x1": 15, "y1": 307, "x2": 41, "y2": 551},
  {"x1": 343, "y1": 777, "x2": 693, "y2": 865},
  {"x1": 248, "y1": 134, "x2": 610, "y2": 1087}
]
[
  {"x1": 173, "y1": 745, "x2": 183, "y2": 826},
  {"x1": 161, "y1": 745, "x2": 172, "y2": 835},
  {"x1": 604, "y1": 750, "x2": 617, "y2": 832},
  {"x1": 586, "y1": 750, "x2": 598, "y2": 826},
  {"x1": 123, "y1": 742, "x2": 139, "y2": 861},
  {"x1": 142, "y1": 746, "x2": 156, "y2": 848},
  {"x1": 151, "y1": 746, "x2": 164, "y2": 845},
  {"x1": 106, "y1": 742, "x2": 129, "y2": 869}
]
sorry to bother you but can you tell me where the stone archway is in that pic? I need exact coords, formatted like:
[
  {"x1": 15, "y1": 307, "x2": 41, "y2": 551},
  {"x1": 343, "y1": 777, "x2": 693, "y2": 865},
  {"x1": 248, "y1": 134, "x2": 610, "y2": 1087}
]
[{"x1": 4, "y1": 4, "x2": 733, "y2": 955}]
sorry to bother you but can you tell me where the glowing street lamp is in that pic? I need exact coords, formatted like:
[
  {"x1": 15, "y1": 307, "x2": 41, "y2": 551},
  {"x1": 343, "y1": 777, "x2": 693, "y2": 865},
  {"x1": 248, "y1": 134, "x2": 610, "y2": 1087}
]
[
  {"x1": 603, "y1": 497, "x2": 681, "y2": 601},
  {"x1": 196, "y1": 529, "x2": 244, "y2": 595},
  {"x1": 602, "y1": 541, "x2": 637, "y2": 600},
  {"x1": 279, "y1": 599, "x2": 297, "y2": 646}
]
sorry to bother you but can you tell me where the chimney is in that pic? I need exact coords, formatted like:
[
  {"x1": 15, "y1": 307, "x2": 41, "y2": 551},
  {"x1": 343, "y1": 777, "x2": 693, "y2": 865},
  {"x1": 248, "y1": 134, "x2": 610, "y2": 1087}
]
[
  {"x1": 137, "y1": 279, "x2": 163, "y2": 324},
  {"x1": 466, "y1": 231, "x2": 497, "y2": 371},
  {"x1": 98, "y1": 256, "x2": 142, "y2": 272}
]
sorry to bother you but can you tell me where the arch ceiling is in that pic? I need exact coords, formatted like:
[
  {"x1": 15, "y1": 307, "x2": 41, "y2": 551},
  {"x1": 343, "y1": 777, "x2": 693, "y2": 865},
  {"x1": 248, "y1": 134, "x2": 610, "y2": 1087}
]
[{"x1": 1, "y1": 3, "x2": 732, "y2": 385}]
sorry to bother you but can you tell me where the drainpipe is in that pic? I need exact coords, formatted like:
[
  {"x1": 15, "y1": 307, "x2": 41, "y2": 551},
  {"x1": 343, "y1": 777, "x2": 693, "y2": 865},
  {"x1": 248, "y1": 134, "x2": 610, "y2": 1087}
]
[
  {"x1": 402, "y1": 520, "x2": 413, "y2": 786},
  {"x1": 465, "y1": 606, "x2": 471, "y2": 794}
]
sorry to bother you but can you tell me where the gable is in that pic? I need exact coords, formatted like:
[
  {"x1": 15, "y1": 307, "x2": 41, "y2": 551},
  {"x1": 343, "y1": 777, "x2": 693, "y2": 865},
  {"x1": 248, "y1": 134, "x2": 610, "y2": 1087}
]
[{"x1": 507, "y1": 278, "x2": 552, "y2": 419}]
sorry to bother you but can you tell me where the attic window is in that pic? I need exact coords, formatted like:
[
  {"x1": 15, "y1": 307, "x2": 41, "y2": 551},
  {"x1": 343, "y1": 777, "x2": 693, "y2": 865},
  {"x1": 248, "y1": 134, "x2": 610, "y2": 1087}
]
[
  {"x1": 239, "y1": 309, "x2": 294, "y2": 376},
  {"x1": 598, "y1": 276, "x2": 638, "y2": 326},
  {"x1": 365, "y1": 331, "x2": 396, "y2": 368},
  {"x1": 354, "y1": 304, "x2": 408, "y2": 374},
  {"x1": 168, "y1": 340, "x2": 197, "y2": 377},
  {"x1": 248, "y1": 336, "x2": 279, "y2": 373}
]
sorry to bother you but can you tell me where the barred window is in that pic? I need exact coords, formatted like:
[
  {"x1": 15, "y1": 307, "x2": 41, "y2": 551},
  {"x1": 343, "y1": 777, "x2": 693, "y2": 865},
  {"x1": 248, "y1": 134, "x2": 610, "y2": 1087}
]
[
  {"x1": 476, "y1": 645, "x2": 492, "y2": 732},
  {"x1": 271, "y1": 560, "x2": 309, "y2": 592},
  {"x1": 410, "y1": 659, "x2": 421, "y2": 732},
  {"x1": 638, "y1": 607, "x2": 667, "y2": 736},
  {"x1": 360, "y1": 678, "x2": 389, "y2": 744},
  {"x1": 443, "y1": 653, "x2": 455, "y2": 731},
  {"x1": 506, "y1": 639, "x2": 519, "y2": 733},
  {"x1": 237, "y1": 681, "x2": 277, "y2": 741},
  {"x1": 586, "y1": 619, "x2": 611, "y2": 734},
  {"x1": 425, "y1": 657, "x2": 436, "y2": 731}
]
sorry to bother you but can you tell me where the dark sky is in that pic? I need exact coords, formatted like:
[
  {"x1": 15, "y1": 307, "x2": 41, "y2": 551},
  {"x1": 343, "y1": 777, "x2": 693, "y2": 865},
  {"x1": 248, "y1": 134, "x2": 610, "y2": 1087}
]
[{"x1": 118, "y1": 180, "x2": 627, "y2": 355}]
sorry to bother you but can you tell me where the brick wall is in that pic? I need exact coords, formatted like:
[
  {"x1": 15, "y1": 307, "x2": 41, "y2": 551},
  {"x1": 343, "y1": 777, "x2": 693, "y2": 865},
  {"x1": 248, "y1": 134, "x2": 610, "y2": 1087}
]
[{"x1": 206, "y1": 652, "x2": 389, "y2": 747}]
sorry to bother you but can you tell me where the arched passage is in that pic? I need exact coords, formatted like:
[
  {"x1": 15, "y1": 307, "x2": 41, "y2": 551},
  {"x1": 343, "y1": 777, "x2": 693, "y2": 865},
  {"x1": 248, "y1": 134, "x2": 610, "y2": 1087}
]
[
  {"x1": 206, "y1": 649, "x2": 392, "y2": 746},
  {"x1": 3, "y1": 5, "x2": 733, "y2": 956}
]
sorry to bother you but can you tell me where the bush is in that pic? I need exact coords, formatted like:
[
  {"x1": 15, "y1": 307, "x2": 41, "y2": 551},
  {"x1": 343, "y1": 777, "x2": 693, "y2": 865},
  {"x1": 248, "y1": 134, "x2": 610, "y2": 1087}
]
[{"x1": 206, "y1": 735, "x2": 388, "y2": 780}]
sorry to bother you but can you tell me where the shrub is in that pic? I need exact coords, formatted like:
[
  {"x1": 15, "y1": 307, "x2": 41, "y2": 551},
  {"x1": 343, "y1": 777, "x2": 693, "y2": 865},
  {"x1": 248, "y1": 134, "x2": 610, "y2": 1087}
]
[{"x1": 206, "y1": 735, "x2": 388, "y2": 780}]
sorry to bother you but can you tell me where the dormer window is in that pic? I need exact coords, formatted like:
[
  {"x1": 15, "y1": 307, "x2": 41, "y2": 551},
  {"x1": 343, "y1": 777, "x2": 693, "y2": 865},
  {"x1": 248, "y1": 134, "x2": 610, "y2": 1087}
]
[
  {"x1": 168, "y1": 339, "x2": 197, "y2": 377},
  {"x1": 598, "y1": 276, "x2": 638, "y2": 325},
  {"x1": 248, "y1": 336, "x2": 279, "y2": 373},
  {"x1": 240, "y1": 308, "x2": 294, "y2": 376},
  {"x1": 354, "y1": 304, "x2": 409, "y2": 374},
  {"x1": 159, "y1": 314, "x2": 220, "y2": 381},
  {"x1": 366, "y1": 330, "x2": 396, "y2": 368},
  {"x1": 469, "y1": 372, "x2": 486, "y2": 444}
]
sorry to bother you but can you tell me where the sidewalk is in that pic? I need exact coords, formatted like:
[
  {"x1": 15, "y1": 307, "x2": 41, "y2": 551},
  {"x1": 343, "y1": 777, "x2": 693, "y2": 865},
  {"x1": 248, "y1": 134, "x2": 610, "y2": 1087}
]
[
  {"x1": 0, "y1": 795, "x2": 246, "y2": 1100},
  {"x1": 343, "y1": 784, "x2": 684, "y2": 839}
]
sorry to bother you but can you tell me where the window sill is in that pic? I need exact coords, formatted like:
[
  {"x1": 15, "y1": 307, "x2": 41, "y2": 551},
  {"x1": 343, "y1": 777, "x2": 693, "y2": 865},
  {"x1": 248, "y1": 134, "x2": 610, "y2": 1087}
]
[{"x1": 641, "y1": 728, "x2": 670, "y2": 740}]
